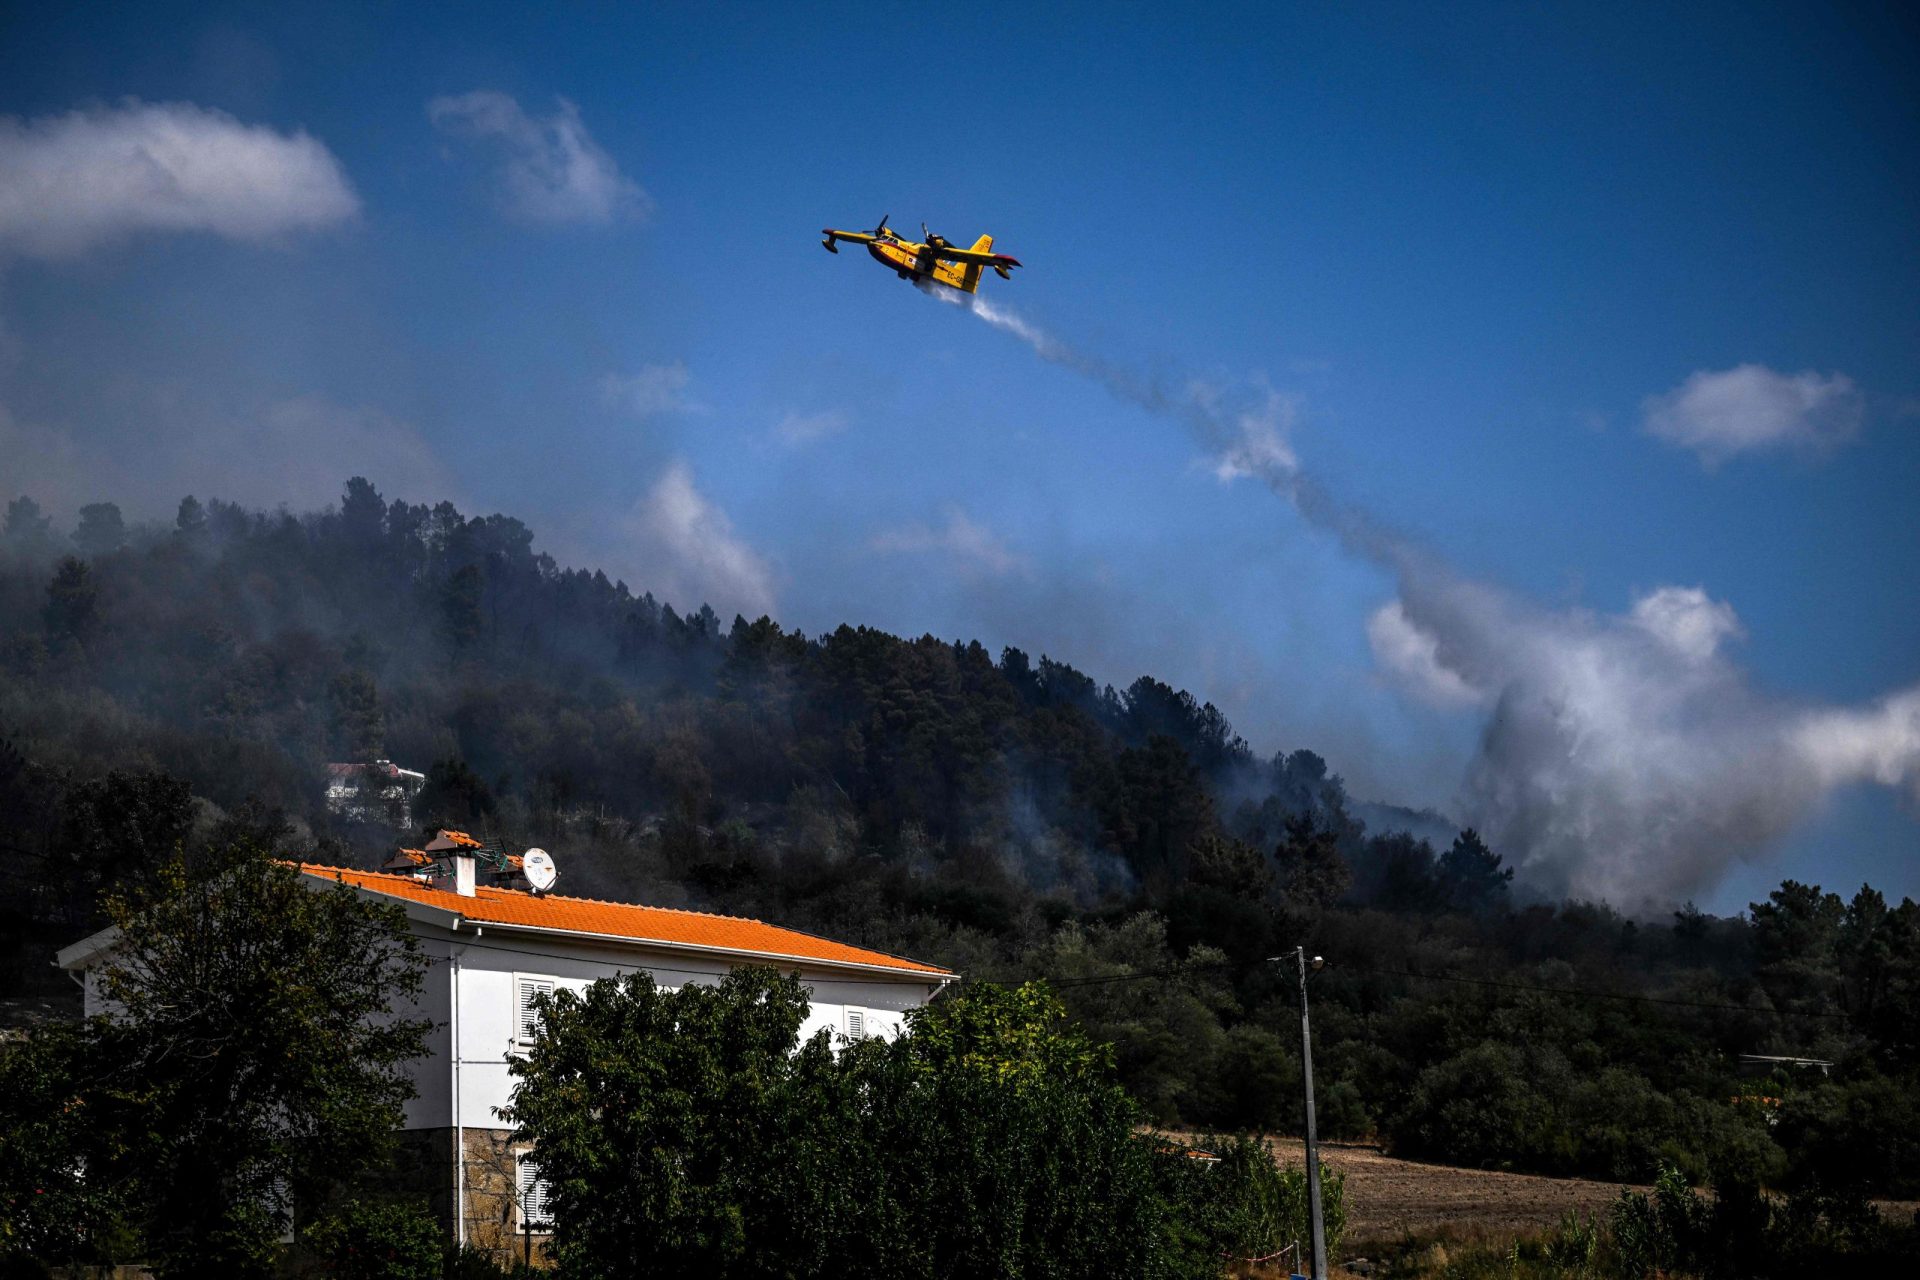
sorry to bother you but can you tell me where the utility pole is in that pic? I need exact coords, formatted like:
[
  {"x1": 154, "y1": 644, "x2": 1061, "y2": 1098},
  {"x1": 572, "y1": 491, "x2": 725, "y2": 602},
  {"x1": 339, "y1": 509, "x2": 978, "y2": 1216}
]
[{"x1": 1294, "y1": 946, "x2": 1328, "y2": 1280}]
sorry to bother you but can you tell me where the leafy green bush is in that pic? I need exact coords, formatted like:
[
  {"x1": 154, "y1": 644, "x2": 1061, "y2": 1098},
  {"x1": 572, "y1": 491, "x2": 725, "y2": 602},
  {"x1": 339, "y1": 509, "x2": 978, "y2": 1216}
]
[
  {"x1": 1607, "y1": 1164, "x2": 1709, "y2": 1277},
  {"x1": 1596, "y1": 1161, "x2": 1920, "y2": 1279},
  {"x1": 0, "y1": 1023, "x2": 135, "y2": 1268},
  {"x1": 1174, "y1": 1135, "x2": 1345, "y2": 1268},
  {"x1": 504, "y1": 971, "x2": 1370, "y2": 1279},
  {"x1": 1542, "y1": 1210, "x2": 1600, "y2": 1270},
  {"x1": 506, "y1": 972, "x2": 1200, "y2": 1278},
  {"x1": 302, "y1": 1198, "x2": 441, "y2": 1280},
  {"x1": 1774, "y1": 1073, "x2": 1920, "y2": 1197},
  {"x1": 440, "y1": 1242, "x2": 538, "y2": 1279}
]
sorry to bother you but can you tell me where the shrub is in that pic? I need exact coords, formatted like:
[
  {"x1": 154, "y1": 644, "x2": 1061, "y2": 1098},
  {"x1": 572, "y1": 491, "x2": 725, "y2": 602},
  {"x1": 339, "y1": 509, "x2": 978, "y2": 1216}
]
[
  {"x1": 1156, "y1": 1136, "x2": 1344, "y2": 1275},
  {"x1": 302, "y1": 1198, "x2": 441, "y2": 1279},
  {"x1": 506, "y1": 973, "x2": 1191, "y2": 1278}
]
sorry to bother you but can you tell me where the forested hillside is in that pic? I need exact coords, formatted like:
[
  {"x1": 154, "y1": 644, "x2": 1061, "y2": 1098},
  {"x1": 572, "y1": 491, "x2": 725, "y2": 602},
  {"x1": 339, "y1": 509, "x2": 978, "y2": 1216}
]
[{"x1": 4, "y1": 480, "x2": 1917, "y2": 1199}]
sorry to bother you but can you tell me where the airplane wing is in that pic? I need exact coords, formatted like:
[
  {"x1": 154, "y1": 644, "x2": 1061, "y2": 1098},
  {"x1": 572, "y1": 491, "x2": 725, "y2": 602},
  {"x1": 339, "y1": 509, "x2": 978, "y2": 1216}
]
[
  {"x1": 931, "y1": 248, "x2": 1022, "y2": 268},
  {"x1": 823, "y1": 228, "x2": 879, "y2": 245}
]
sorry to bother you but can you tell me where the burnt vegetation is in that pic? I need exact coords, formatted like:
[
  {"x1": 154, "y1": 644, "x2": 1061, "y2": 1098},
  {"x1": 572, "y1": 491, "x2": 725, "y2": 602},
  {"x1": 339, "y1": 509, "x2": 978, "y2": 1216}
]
[{"x1": 3, "y1": 480, "x2": 1919, "y2": 1204}]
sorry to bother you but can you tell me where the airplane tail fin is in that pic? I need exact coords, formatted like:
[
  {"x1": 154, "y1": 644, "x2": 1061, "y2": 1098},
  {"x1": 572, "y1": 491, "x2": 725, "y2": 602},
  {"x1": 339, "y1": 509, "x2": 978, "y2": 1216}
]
[
  {"x1": 952, "y1": 235, "x2": 992, "y2": 292},
  {"x1": 932, "y1": 235, "x2": 997, "y2": 293}
]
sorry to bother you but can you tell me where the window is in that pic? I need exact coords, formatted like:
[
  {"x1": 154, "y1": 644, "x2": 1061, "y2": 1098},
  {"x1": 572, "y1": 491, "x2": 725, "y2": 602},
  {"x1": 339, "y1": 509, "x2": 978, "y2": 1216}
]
[
  {"x1": 267, "y1": 1176, "x2": 294, "y2": 1244},
  {"x1": 846, "y1": 1008, "x2": 870, "y2": 1040},
  {"x1": 515, "y1": 975, "x2": 555, "y2": 1045},
  {"x1": 517, "y1": 1153, "x2": 553, "y2": 1233}
]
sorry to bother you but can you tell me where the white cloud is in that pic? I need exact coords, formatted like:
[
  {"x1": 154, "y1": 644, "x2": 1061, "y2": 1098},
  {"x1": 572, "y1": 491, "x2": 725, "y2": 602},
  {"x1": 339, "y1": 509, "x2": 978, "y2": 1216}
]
[
  {"x1": 1642, "y1": 363, "x2": 1864, "y2": 465},
  {"x1": 0, "y1": 99, "x2": 358, "y2": 258},
  {"x1": 601, "y1": 363, "x2": 696, "y2": 418},
  {"x1": 428, "y1": 91, "x2": 647, "y2": 225},
  {"x1": 871, "y1": 508, "x2": 1025, "y2": 577},
  {"x1": 774, "y1": 409, "x2": 849, "y2": 446},
  {"x1": 620, "y1": 462, "x2": 774, "y2": 619},
  {"x1": 1367, "y1": 600, "x2": 1485, "y2": 708}
]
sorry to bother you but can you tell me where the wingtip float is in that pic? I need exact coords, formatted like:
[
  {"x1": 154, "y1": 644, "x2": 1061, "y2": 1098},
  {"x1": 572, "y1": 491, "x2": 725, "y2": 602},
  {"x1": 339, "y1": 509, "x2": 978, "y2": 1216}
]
[{"x1": 820, "y1": 214, "x2": 1022, "y2": 294}]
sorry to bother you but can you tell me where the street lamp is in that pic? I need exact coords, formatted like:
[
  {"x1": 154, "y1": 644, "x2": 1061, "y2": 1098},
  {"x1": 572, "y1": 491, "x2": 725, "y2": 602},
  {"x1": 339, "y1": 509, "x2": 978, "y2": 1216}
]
[{"x1": 1281, "y1": 947, "x2": 1329, "y2": 1280}]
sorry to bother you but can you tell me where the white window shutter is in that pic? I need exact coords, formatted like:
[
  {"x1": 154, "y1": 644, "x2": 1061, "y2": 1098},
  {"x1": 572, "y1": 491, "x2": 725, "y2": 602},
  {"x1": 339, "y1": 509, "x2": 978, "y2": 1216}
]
[
  {"x1": 846, "y1": 1008, "x2": 865, "y2": 1040},
  {"x1": 516, "y1": 977, "x2": 555, "y2": 1044},
  {"x1": 518, "y1": 1155, "x2": 552, "y2": 1231}
]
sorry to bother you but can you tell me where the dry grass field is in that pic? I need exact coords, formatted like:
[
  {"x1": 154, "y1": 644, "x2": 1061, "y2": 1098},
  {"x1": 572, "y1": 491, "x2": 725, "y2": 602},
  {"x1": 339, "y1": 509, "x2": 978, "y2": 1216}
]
[
  {"x1": 1301, "y1": 1141, "x2": 1639, "y2": 1241},
  {"x1": 1232, "y1": 1137, "x2": 1920, "y2": 1274}
]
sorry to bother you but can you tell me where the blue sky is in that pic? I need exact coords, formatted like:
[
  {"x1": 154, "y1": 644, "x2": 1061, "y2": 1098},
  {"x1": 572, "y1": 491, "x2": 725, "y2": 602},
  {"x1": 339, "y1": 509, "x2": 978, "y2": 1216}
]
[{"x1": 2, "y1": 1, "x2": 1915, "y2": 911}]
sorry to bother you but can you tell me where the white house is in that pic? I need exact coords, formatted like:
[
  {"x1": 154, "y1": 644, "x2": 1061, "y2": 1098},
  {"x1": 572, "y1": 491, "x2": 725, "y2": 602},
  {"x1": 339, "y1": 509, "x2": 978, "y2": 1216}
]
[
  {"x1": 56, "y1": 851, "x2": 956, "y2": 1265},
  {"x1": 324, "y1": 760, "x2": 428, "y2": 828}
]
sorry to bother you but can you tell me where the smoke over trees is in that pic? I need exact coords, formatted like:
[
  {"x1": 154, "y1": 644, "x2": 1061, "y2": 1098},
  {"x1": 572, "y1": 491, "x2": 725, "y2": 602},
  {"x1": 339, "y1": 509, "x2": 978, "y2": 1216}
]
[
  {"x1": 927, "y1": 287, "x2": 1920, "y2": 910},
  {"x1": 3, "y1": 478, "x2": 1918, "y2": 1201}
]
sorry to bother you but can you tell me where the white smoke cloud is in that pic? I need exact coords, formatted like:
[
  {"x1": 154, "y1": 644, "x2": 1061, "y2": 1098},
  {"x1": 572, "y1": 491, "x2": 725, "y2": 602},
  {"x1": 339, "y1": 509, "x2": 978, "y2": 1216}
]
[
  {"x1": 0, "y1": 391, "x2": 460, "y2": 519},
  {"x1": 921, "y1": 282, "x2": 1301, "y2": 492},
  {"x1": 0, "y1": 100, "x2": 359, "y2": 258},
  {"x1": 1642, "y1": 364, "x2": 1864, "y2": 466},
  {"x1": 1379, "y1": 568, "x2": 1920, "y2": 905},
  {"x1": 1795, "y1": 690, "x2": 1920, "y2": 796},
  {"x1": 619, "y1": 462, "x2": 774, "y2": 620},
  {"x1": 1629, "y1": 585, "x2": 1744, "y2": 661},
  {"x1": 1201, "y1": 379, "x2": 1300, "y2": 484},
  {"x1": 1367, "y1": 600, "x2": 1486, "y2": 708},
  {"x1": 926, "y1": 286, "x2": 1920, "y2": 906},
  {"x1": 871, "y1": 507, "x2": 1026, "y2": 578},
  {"x1": 428, "y1": 91, "x2": 647, "y2": 226},
  {"x1": 601, "y1": 362, "x2": 697, "y2": 418}
]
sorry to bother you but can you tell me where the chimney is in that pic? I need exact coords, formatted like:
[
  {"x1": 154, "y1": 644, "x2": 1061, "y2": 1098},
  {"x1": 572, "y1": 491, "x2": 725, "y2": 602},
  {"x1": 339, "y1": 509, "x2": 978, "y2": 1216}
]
[{"x1": 429, "y1": 853, "x2": 478, "y2": 896}]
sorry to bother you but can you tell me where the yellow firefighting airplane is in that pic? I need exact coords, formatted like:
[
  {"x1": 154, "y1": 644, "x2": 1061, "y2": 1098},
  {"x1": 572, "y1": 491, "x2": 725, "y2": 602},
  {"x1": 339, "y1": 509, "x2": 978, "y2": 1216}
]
[{"x1": 821, "y1": 215, "x2": 1022, "y2": 294}]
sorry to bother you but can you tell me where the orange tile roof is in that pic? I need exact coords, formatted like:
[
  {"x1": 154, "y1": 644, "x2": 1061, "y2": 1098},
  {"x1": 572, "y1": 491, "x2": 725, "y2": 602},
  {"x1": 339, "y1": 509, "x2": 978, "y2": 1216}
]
[{"x1": 294, "y1": 864, "x2": 954, "y2": 978}]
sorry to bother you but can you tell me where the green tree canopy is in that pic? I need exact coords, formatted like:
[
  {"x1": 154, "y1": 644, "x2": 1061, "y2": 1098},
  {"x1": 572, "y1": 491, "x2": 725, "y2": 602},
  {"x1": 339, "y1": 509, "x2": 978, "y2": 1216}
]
[
  {"x1": 0, "y1": 846, "x2": 432, "y2": 1277},
  {"x1": 72, "y1": 503, "x2": 127, "y2": 558},
  {"x1": 506, "y1": 971, "x2": 1291, "y2": 1279}
]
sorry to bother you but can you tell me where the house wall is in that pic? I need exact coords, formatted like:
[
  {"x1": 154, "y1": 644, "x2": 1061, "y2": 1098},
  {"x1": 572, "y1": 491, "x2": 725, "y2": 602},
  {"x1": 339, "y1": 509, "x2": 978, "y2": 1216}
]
[
  {"x1": 407, "y1": 927, "x2": 940, "y2": 1132},
  {"x1": 402, "y1": 951, "x2": 453, "y2": 1129},
  {"x1": 388, "y1": 925, "x2": 944, "y2": 1267}
]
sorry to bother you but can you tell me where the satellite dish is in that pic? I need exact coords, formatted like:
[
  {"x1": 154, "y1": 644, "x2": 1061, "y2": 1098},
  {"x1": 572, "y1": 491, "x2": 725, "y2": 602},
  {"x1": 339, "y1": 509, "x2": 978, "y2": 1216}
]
[{"x1": 522, "y1": 848, "x2": 558, "y2": 892}]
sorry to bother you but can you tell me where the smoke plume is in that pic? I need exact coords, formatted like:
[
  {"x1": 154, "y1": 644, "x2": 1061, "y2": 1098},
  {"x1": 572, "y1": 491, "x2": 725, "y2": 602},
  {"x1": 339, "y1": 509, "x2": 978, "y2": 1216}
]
[
  {"x1": 927, "y1": 286, "x2": 1920, "y2": 905},
  {"x1": 918, "y1": 281, "x2": 1303, "y2": 499}
]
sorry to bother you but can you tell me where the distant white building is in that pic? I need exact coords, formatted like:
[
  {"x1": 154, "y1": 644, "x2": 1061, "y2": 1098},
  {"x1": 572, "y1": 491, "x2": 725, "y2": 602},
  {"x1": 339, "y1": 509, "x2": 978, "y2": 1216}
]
[
  {"x1": 58, "y1": 850, "x2": 956, "y2": 1265},
  {"x1": 325, "y1": 760, "x2": 427, "y2": 828}
]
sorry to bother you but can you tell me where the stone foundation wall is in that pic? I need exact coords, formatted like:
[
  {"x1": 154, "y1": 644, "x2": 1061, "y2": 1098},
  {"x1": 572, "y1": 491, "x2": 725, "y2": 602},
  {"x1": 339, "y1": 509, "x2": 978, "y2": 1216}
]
[{"x1": 373, "y1": 1128, "x2": 553, "y2": 1270}]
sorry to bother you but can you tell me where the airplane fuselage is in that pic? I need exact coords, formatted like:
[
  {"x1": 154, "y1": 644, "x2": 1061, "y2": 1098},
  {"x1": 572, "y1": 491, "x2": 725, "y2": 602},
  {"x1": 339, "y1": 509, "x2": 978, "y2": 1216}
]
[{"x1": 867, "y1": 236, "x2": 932, "y2": 281}]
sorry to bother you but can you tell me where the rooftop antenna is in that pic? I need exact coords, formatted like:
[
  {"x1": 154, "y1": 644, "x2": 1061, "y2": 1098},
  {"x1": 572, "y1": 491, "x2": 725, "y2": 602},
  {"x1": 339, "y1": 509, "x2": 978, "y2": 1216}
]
[{"x1": 522, "y1": 848, "x2": 558, "y2": 893}]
